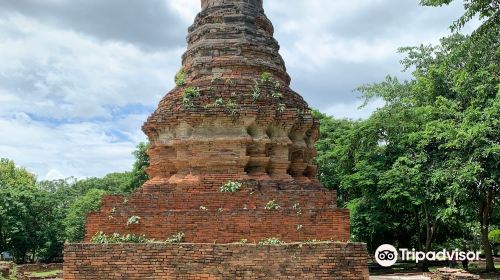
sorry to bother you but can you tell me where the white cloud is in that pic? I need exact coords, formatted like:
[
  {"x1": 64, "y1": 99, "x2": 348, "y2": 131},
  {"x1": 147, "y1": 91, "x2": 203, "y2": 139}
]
[
  {"x1": 0, "y1": 115, "x2": 139, "y2": 179},
  {"x1": 0, "y1": 0, "x2": 480, "y2": 179},
  {"x1": 0, "y1": 14, "x2": 182, "y2": 120},
  {"x1": 169, "y1": 0, "x2": 199, "y2": 23},
  {"x1": 322, "y1": 99, "x2": 385, "y2": 120}
]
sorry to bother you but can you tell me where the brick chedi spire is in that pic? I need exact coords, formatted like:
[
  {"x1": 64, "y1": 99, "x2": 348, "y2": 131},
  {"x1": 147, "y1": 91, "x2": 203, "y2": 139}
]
[
  {"x1": 142, "y1": 0, "x2": 318, "y2": 187},
  {"x1": 66, "y1": 1, "x2": 370, "y2": 279},
  {"x1": 84, "y1": 0, "x2": 351, "y2": 246}
]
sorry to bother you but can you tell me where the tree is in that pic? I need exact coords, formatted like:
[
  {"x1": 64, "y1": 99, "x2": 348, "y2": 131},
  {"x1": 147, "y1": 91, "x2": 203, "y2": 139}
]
[
  {"x1": 0, "y1": 185, "x2": 64, "y2": 263},
  {"x1": 126, "y1": 142, "x2": 150, "y2": 193},
  {"x1": 357, "y1": 7, "x2": 498, "y2": 270},
  {"x1": 0, "y1": 158, "x2": 36, "y2": 189},
  {"x1": 63, "y1": 189, "x2": 106, "y2": 242}
]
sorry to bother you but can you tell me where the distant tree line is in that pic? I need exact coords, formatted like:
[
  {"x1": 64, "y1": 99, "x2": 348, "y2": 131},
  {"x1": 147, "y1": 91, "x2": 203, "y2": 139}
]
[{"x1": 0, "y1": 143, "x2": 148, "y2": 263}]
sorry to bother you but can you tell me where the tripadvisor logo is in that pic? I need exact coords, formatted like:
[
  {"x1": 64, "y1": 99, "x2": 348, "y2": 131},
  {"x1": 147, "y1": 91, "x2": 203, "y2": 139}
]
[{"x1": 375, "y1": 244, "x2": 480, "y2": 267}]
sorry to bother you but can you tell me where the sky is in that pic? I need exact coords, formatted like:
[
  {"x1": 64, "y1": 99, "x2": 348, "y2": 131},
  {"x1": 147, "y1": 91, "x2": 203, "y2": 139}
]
[{"x1": 0, "y1": 0, "x2": 476, "y2": 180}]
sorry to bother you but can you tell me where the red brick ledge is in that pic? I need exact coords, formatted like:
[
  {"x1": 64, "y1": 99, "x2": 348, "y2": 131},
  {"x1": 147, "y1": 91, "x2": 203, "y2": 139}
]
[{"x1": 64, "y1": 242, "x2": 369, "y2": 280}]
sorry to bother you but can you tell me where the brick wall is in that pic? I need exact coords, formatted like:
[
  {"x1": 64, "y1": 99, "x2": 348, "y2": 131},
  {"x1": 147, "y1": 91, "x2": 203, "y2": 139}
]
[
  {"x1": 64, "y1": 242, "x2": 369, "y2": 280},
  {"x1": 84, "y1": 187, "x2": 350, "y2": 243}
]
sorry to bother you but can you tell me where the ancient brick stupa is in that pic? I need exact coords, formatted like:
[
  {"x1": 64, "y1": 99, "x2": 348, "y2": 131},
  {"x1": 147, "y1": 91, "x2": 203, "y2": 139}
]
[{"x1": 64, "y1": 0, "x2": 369, "y2": 279}]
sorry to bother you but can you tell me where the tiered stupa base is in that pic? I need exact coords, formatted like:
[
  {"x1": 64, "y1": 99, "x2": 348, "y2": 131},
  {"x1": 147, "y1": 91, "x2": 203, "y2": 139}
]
[
  {"x1": 63, "y1": 180, "x2": 369, "y2": 279},
  {"x1": 83, "y1": 180, "x2": 350, "y2": 244}
]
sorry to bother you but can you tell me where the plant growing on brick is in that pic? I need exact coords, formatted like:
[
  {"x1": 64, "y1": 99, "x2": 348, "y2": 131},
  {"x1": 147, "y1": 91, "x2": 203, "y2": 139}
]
[
  {"x1": 277, "y1": 103, "x2": 286, "y2": 114},
  {"x1": 205, "y1": 98, "x2": 225, "y2": 109},
  {"x1": 220, "y1": 181, "x2": 242, "y2": 192},
  {"x1": 239, "y1": 239, "x2": 248, "y2": 244},
  {"x1": 273, "y1": 80, "x2": 281, "y2": 90},
  {"x1": 127, "y1": 215, "x2": 141, "y2": 226},
  {"x1": 296, "y1": 224, "x2": 303, "y2": 231},
  {"x1": 258, "y1": 237, "x2": 283, "y2": 245},
  {"x1": 260, "y1": 72, "x2": 273, "y2": 84},
  {"x1": 91, "y1": 232, "x2": 153, "y2": 244},
  {"x1": 252, "y1": 81, "x2": 261, "y2": 102},
  {"x1": 199, "y1": 206, "x2": 208, "y2": 211},
  {"x1": 175, "y1": 68, "x2": 186, "y2": 86},
  {"x1": 165, "y1": 232, "x2": 185, "y2": 243},
  {"x1": 264, "y1": 200, "x2": 280, "y2": 210},
  {"x1": 182, "y1": 86, "x2": 201, "y2": 108},
  {"x1": 292, "y1": 203, "x2": 302, "y2": 216},
  {"x1": 271, "y1": 91, "x2": 282, "y2": 99},
  {"x1": 225, "y1": 100, "x2": 240, "y2": 117}
]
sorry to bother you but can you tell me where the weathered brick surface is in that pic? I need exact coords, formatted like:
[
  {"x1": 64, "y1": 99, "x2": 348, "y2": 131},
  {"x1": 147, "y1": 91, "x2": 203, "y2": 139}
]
[
  {"x1": 67, "y1": 0, "x2": 369, "y2": 278},
  {"x1": 64, "y1": 243, "x2": 370, "y2": 280},
  {"x1": 85, "y1": 208, "x2": 350, "y2": 243}
]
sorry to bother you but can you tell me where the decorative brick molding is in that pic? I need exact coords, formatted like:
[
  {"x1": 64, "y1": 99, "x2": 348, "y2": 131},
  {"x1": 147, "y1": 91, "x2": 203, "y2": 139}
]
[{"x1": 64, "y1": 242, "x2": 369, "y2": 280}]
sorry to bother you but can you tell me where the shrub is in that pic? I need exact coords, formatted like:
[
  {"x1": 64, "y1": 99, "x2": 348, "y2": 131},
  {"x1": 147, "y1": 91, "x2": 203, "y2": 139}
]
[
  {"x1": 165, "y1": 232, "x2": 185, "y2": 243},
  {"x1": 127, "y1": 215, "x2": 141, "y2": 226},
  {"x1": 265, "y1": 200, "x2": 280, "y2": 210},
  {"x1": 205, "y1": 98, "x2": 225, "y2": 109},
  {"x1": 273, "y1": 80, "x2": 281, "y2": 90},
  {"x1": 91, "y1": 232, "x2": 153, "y2": 244},
  {"x1": 175, "y1": 69, "x2": 186, "y2": 86},
  {"x1": 271, "y1": 91, "x2": 282, "y2": 99},
  {"x1": 220, "y1": 181, "x2": 242, "y2": 192},
  {"x1": 260, "y1": 72, "x2": 273, "y2": 84},
  {"x1": 489, "y1": 229, "x2": 500, "y2": 244},
  {"x1": 252, "y1": 82, "x2": 261, "y2": 102},
  {"x1": 225, "y1": 100, "x2": 240, "y2": 117},
  {"x1": 182, "y1": 87, "x2": 201, "y2": 108},
  {"x1": 277, "y1": 103, "x2": 286, "y2": 114},
  {"x1": 258, "y1": 237, "x2": 283, "y2": 245}
]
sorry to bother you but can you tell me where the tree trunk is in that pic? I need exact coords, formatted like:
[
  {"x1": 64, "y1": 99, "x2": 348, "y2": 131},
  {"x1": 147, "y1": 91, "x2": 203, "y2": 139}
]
[
  {"x1": 420, "y1": 205, "x2": 437, "y2": 272},
  {"x1": 479, "y1": 188, "x2": 496, "y2": 272}
]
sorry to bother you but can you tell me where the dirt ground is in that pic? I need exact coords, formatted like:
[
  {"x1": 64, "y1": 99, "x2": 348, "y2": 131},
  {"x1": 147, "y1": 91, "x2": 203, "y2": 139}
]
[{"x1": 370, "y1": 275, "x2": 430, "y2": 280}]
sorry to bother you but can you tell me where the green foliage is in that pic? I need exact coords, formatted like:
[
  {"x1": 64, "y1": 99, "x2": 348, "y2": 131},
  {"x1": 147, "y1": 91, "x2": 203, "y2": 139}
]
[
  {"x1": 175, "y1": 68, "x2": 186, "y2": 86},
  {"x1": 182, "y1": 86, "x2": 201, "y2": 108},
  {"x1": 225, "y1": 100, "x2": 240, "y2": 117},
  {"x1": 277, "y1": 103, "x2": 286, "y2": 114},
  {"x1": 489, "y1": 230, "x2": 500, "y2": 244},
  {"x1": 258, "y1": 237, "x2": 283, "y2": 245},
  {"x1": 271, "y1": 91, "x2": 282, "y2": 99},
  {"x1": 220, "y1": 181, "x2": 242, "y2": 193},
  {"x1": 127, "y1": 216, "x2": 141, "y2": 226},
  {"x1": 260, "y1": 72, "x2": 273, "y2": 84},
  {"x1": 165, "y1": 232, "x2": 185, "y2": 243},
  {"x1": 63, "y1": 189, "x2": 106, "y2": 243},
  {"x1": 91, "y1": 232, "x2": 153, "y2": 244},
  {"x1": 264, "y1": 200, "x2": 280, "y2": 210},
  {"x1": 316, "y1": 5, "x2": 499, "y2": 270},
  {"x1": 273, "y1": 80, "x2": 281, "y2": 90},
  {"x1": 252, "y1": 81, "x2": 261, "y2": 102},
  {"x1": 0, "y1": 184, "x2": 65, "y2": 263},
  {"x1": 126, "y1": 142, "x2": 149, "y2": 193},
  {"x1": 0, "y1": 158, "x2": 36, "y2": 189},
  {"x1": 420, "y1": 0, "x2": 498, "y2": 31}
]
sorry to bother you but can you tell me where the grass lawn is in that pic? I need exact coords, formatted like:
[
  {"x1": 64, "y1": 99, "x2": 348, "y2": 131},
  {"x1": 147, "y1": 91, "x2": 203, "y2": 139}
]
[{"x1": 30, "y1": 270, "x2": 60, "y2": 277}]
